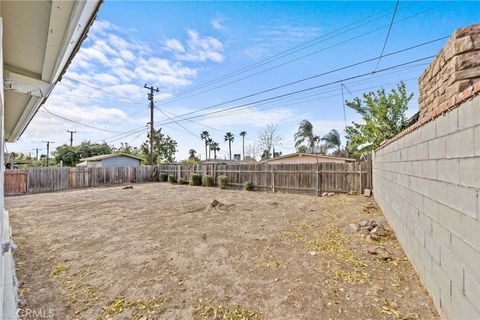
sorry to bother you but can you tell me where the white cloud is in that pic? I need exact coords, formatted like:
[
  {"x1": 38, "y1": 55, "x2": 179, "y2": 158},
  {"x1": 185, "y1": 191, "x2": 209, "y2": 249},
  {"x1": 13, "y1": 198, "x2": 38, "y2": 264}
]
[
  {"x1": 210, "y1": 18, "x2": 225, "y2": 31},
  {"x1": 10, "y1": 19, "x2": 227, "y2": 155},
  {"x1": 164, "y1": 29, "x2": 224, "y2": 63}
]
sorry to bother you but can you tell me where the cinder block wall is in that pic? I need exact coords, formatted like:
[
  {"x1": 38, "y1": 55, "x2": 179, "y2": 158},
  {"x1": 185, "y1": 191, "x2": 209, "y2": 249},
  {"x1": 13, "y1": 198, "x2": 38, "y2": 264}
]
[{"x1": 374, "y1": 24, "x2": 480, "y2": 320}]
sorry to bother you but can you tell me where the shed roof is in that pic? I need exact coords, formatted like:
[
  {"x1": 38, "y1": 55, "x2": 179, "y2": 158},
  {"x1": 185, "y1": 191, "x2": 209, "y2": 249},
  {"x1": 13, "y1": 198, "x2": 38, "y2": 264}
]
[
  {"x1": 81, "y1": 153, "x2": 144, "y2": 162},
  {"x1": 261, "y1": 152, "x2": 355, "y2": 163}
]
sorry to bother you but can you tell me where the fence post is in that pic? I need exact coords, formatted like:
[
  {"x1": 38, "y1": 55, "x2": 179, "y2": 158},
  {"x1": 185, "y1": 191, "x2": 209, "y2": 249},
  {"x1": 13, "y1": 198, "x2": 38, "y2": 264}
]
[
  {"x1": 271, "y1": 167, "x2": 275, "y2": 193},
  {"x1": 315, "y1": 164, "x2": 320, "y2": 197},
  {"x1": 359, "y1": 163, "x2": 363, "y2": 194}
]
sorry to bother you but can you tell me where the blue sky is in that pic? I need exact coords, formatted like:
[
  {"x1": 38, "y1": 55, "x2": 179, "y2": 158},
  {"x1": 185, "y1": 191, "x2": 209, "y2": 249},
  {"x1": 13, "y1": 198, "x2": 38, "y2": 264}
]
[{"x1": 10, "y1": 1, "x2": 480, "y2": 160}]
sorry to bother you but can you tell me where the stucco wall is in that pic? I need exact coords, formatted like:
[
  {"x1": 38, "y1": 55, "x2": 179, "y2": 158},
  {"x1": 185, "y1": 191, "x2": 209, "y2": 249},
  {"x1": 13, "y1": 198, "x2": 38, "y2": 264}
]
[{"x1": 373, "y1": 93, "x2": 480, "y2": 319}]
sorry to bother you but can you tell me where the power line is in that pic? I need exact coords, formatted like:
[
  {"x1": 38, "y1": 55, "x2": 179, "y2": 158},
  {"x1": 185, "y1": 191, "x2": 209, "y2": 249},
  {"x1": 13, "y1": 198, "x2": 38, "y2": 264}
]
[
  {"x1": 374, "y1": 0, "x2": 400, "y2": 71},
  {"x1": 154, "y1": 107, "x2": 198, "y2": 138},
  {"x1": 162, "y1": 38, "x2": 447, "y2": 121},
  {"x1": 156, "y1": 1, "x2": 449, "y2": 107},
  {"x1": 41, "y1": 106, "x2": 127, "y2": 133},
  {"x1": 157, "y1": 56, "x2": 435, "y2": 126}
]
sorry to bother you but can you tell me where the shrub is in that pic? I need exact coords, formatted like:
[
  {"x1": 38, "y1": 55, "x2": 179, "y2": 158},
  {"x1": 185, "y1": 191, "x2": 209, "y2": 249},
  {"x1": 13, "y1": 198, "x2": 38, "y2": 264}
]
[
  {"x1": 159, "y1": 173, "x2": 168, "y2": 182},
  {"x1": 218, "y1": 175, "x2": 228, "y2": 189},
  {"x1": 202, "y1": 175, "x2": 214, "y2": 187},
  {"x1": 178, "y1": 178, "x2": 188, "y2": 185},
  {"x1": 244, "y1": 181, "x2": 254, "y2": 191},
  {"x1": 189, "y1": 173, "x2": 202, "y2": 186},
  {"x1": 168, "y1": 175, "x2": 177, "y2": 183}
]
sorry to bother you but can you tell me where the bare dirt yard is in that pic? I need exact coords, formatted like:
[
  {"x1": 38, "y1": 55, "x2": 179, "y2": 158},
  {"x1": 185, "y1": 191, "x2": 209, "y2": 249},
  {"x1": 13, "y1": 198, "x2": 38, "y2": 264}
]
[{"x1": 7, "y1": 183, "x2": 438, "y2": 320}]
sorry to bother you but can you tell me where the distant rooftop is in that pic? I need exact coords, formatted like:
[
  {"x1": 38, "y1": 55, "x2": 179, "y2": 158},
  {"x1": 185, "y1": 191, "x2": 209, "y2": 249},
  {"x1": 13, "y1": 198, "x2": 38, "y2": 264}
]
[{"x1": 81, "y1": 153, "x2": 144, "y2": 162}]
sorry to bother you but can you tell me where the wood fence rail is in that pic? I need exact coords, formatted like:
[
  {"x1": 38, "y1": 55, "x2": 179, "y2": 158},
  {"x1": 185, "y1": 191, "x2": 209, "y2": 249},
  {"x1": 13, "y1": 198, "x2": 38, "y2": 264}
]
[{"x1": 4, "y1": 160, "x2": 372, "y2": 196}]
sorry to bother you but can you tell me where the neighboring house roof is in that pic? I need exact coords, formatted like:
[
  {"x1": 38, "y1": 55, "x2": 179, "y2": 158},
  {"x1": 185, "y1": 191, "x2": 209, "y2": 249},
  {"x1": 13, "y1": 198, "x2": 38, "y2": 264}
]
[
  {"x1": 2, "y1": 0, "x2": 102, "y2": 141},
  {"x1": 81, "y1": 153, "x2": 143, "y2": 162},
  {"x1": 261, "y1": 152, "x2": 355, "y2": 163}
]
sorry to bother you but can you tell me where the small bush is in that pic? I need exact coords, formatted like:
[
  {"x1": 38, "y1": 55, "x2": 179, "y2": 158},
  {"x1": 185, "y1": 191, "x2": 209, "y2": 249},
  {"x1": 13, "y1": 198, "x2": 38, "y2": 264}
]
[
  {"x1": 202, "y1": 175, "x2": 214, "y2": 187},
  {"x1": 189, "y1": 173, "x2": 202, "y2": 186},
  {"x1": 244, "y1": 181, "x2": 254, "y2": 191},
  {"x1": 159, "y1": 173, "x2": 168, "y2": 182},
  {"x1": 178, "y1": 178, "x2": 188, "y2": 185},
  {"x1": 168, "y1": 175, "x2": 177, "y2": 183},
  {"x1": 218, "y1": 175, "x2": 229, "y2": 189}
]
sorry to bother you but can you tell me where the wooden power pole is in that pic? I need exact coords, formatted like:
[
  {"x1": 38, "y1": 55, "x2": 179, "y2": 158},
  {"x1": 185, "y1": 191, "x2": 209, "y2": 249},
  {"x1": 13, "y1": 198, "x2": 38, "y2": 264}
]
[
  {"x1": 144, "y1": 84, "x2": 159, "y2": 165},
  {"x1": 67, "y1": 130, "x2": 76, "y2": 146},
  {"x1": 42, "y1": 140, "x2": 54, "y2": 166}
]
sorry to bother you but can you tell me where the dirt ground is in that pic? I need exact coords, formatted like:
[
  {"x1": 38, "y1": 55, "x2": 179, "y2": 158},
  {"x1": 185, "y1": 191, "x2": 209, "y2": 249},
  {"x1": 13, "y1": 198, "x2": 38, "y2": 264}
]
[{"x1": 7, "y1": 183, "x2": 438, "y2": 320}]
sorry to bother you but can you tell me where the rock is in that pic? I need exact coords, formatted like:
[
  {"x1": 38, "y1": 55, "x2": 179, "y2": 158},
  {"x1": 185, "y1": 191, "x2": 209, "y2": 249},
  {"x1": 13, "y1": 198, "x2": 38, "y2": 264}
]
[
  {"x1": 370, "y1": 233, "x2": 380, "y2": 241},
  {"x1": 358, "y1": 220, "x2": 369, "y2": 227},
  {"x1": 379, "y1": 250, "x2": 391, "y2": 261},
  {"x1": 122, "y1": 185, "x2": 133, "y2": 189},
  {"x1": 371, "y1": 225, "x2": 388, "y2": 237},
  {"x1": 210, "y1": 200, "x2": 220, "y2": 207},
  {"x1": 308, "y1": 251, "x2": 318, "y2": 256},
  {"x1": 367, "y1": 246, "x2": 379, "y2": 254},
  {"x1": 366, "y1": 225, "x2": 374, "y2": 232},
  {"x1": 363, "y1": 189, "x2": 372, "y2": 197},
  {"x1": 371, "y1": 221, "x2": 379, "y2": 228},
  {"x1": 321, "y1": 192, "x2": 328, "y2": 197},
  {"x1": 349, "y1": 223, "x2": 360, "y2": 232},
  {"x1": 327, "y1": 192, "x2": 335, "y2": 197}
]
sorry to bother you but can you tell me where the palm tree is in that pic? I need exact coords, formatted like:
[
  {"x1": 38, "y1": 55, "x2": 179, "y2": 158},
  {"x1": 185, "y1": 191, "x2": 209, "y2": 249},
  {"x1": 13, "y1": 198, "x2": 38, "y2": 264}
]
[
  {"x1": 239, "y1": 131, "x2": 247, "y2": 160},
  {"x1": 209, "y1": 141, "x2": 220, "y2": 159},
  {"x1": 321, "y1": 129, "x2": 341, "y2": 154},
  {"x1": 188, "y1": 149, "x2": 197, "y2": 160},
  {"x1": 224, "y1": 132, "x2": 235, "y2": 160},
  {"x1": 206, "y1": 137, "x2": 213, "y2": 159},
  {"x1": 200, "y1": 131, "x2": 210, "y2": 160},
  {"x1": 294, "y1": 120, "x2": 319, "y2": 149}
]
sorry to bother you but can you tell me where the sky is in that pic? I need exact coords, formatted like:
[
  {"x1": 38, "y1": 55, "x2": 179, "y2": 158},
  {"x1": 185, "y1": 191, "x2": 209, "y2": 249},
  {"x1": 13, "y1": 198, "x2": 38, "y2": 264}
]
[{"x1": 8, "y1": 0, "x2": 480, "y2": 161}]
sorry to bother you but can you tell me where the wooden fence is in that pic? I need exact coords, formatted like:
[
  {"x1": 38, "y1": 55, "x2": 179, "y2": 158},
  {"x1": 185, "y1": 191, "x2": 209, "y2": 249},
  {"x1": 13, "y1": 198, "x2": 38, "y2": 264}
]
[
  {"x1": 4, "y1": 166, "x2": 158, "y2": 195},
  {"x1": 4, "y1": 160, "x2": 372, "y2": 196},
  {"x1": 158, "y1": 160, "x2": 372, "y2": 195}
]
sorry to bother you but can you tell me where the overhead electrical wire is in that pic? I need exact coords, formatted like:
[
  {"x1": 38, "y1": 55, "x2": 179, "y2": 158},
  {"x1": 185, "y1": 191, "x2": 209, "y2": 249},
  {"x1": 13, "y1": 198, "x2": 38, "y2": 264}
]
[
  {"x1": 374, "y1": 0, "x2": 401, "y2": 71},
  {"x1": 158, "y1": 37, "x2": 448, "y2": 122},
  {"x1": 41, "y1": 106, "x2": 136, "y2": 133},
  {"x1": 155, "y1": 1, "x2": 450, "y2": 106},
  {"x1": 156, "y1": 56, "x2": 435, "y2": 126}
]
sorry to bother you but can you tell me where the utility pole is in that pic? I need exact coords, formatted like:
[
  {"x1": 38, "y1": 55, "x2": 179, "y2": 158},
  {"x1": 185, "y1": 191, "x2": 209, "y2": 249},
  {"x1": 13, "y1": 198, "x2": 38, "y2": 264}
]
[
  {"x1": 42, "y1": 141, "x2": 54, "y2": 167},
  {"x1": 67, "y1": 130, "x2": 76, "y2": 146},
  {"x1": 32, "y1": 148, "x2": 42, "y2": 161},
  {"x1": 144, "y1": 84, "x2": 159, "y2": 165}
]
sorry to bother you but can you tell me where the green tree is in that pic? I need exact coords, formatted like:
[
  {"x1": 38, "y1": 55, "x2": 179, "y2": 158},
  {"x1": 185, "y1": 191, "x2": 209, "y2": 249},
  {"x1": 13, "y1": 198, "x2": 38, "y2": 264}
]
[
  {"x1": 239, "y1": 131, "x2": 247, "y2": 160},
  {"x1": 114, "y1": 142, "x2": 142, "y2": 157},
  {"x1": 52, "y1": 141, "x2": 112, "y2": 167},
  {"x1": 209, "y1": 141, "x2": 220, "y2": 159},
  {"x1": 321, "y1": 129, "x2": 341, "y2": 154},
  {"x1": 224, "y1": 132, "x2": 234, "y2": 160},
  {"x1": 294, "y1": 120, "x2": 319, "y2": 149},
  {"x1": 296, "y1": 145, "x2": 307, "y2": 153},
  {"x1": 141, "y1": 129, "x2": 177, "y2": 164},
  {"x1": 345, "y1": 82, "x2": 413, "y2": 155},
  {"x1": 200, "y1": 131, "x2": 210, "y2": 160},
  {"x1": 188, "y1": 149, "x2": 199, "y2": 161}
]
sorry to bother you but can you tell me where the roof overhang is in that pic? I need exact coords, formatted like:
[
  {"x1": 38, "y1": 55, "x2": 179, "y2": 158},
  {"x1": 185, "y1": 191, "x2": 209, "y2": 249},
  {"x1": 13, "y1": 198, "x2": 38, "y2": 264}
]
[{"x1": 1, "y1": 0, "x2": 102, "y2": 142}]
